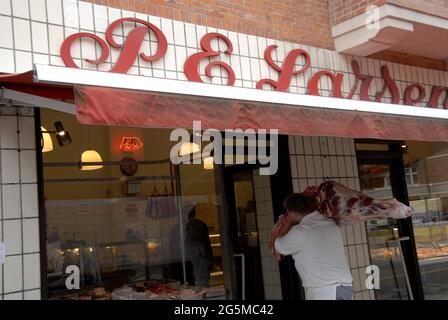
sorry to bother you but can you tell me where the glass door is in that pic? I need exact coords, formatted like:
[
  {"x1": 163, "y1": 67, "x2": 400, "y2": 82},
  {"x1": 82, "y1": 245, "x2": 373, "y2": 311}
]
[
  {"x1": 224, "y1": 166, "x2": 265, "y2": 300},
  {"x1": 356, "y1": 142, "x2": 424, "y2": 300},
  {"x1": 358, "y1": 162, "x2": 410, "y2": 299}
]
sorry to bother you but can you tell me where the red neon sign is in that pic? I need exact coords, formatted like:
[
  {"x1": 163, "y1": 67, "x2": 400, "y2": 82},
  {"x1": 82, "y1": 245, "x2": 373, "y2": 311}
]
[
  {"x1": 120, "y1": 136, "x2": 144, "y2": 152},
  {"x1": 60, "y1": 18, "x2": 448, "y2": 109}
]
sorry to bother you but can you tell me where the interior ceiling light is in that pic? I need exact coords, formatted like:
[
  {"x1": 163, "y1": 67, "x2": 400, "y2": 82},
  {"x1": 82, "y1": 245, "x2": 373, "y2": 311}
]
[
  {"x1": 179, "y1": 141, "x2": 200, "y2": 156},
  {"x1": 80, "y1": 149, "x2": 104, "y2": 171}
]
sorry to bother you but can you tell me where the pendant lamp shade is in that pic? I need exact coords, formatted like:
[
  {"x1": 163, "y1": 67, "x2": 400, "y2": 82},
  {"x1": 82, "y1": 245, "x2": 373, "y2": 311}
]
[
  {"x1": 179, "y1": 142, "x2": 200, "y2": 156},
  {"x1": 80, "y1": 149, "x2": 103, "y2": 171},
  {"x1": 41, "y1": 126, "x2": 54, "y2": 152}
]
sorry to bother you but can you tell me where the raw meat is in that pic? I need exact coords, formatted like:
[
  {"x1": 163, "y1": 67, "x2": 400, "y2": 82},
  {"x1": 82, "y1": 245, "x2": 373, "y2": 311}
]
[{"x1": 268, "y1": 181, "x2": 411, "y2": 260}]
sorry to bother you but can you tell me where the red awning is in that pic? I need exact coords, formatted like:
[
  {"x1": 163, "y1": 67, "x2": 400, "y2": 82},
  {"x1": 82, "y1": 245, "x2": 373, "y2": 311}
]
[
  {"x1": 74, "y1": 85, "x2": 448, "y2": 142},
  {"x1": 0, "y1": 71, "x2": 74, "y2": 100}
]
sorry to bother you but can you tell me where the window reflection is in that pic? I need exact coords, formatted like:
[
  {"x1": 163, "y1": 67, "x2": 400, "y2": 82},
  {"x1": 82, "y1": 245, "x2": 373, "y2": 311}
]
[{"x1": 404, "y1": 141, "x2": 448, "y2": 300}]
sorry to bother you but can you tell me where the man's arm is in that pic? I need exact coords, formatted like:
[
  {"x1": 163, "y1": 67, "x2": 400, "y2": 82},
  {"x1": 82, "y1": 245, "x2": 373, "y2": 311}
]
[{"x1": 274, "y1": 227, "x2": 309, "y2": 256}]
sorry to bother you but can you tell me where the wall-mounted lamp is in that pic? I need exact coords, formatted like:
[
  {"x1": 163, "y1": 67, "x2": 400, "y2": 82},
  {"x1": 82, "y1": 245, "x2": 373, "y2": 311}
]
[{"x1": 40, "y1": 121, "x2": 72, "y2": 152}]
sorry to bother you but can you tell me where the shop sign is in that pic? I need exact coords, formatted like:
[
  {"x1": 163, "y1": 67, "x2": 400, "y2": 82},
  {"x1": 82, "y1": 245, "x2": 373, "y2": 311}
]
[{"x1": 60, "y1": 18, "x2": 448, "y2": 109}]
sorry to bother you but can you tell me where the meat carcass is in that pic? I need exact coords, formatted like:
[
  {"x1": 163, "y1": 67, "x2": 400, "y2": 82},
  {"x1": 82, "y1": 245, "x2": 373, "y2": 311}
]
[{"x1": 268, "y1": 181, "x2": 411, "y2": 260}]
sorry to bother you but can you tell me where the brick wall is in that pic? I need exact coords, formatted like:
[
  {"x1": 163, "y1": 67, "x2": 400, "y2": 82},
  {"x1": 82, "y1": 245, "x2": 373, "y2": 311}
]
[
  {"x1": 328, "y1": 0, "x2": 386, "y2": 26},
  {"x1": 83, "y1": 0, "x2": 335, "y2": 50}
]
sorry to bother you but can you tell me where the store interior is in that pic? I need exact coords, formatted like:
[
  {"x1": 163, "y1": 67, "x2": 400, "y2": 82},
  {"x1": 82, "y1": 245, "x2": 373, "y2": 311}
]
[{"x1": 41, "y1": 108, "x2": 227, "y2": 300}]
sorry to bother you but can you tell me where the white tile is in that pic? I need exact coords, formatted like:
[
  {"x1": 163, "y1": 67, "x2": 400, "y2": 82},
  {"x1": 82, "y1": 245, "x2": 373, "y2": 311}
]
[
  {"x1": 13, "y1": 18, "x2": 31, "y2": 51},
  {"x1": 79, "y1": 1, "x2": 94, "y2": 30},
  {"x1": 337, "y1": 156, "x2": 346, "y2": 176},
  {"x1": 298, "y1": 178, "x2": 308, "y2": 192},
  {"x1": 303, "y1": 136, "x2": 312, "y2": 154},
  {"x1": 12, "y1": 0, "x2": 29, "y2": 19},
  {"x1": 356, "y1": 244, "x2": 366, "y2": 267},
  {"x1": 21, "y1": 184, "x2": 38, "y2": 218},
  {"x1": 322, "y1": 156, "x2": 331, "y2": 179},
  {"x1": 0, "y1": 0, "x2": 11, "y2": 15},
  {"x1": 353, "y1": 223, "x2": 363, "y2": 244},
  {"x1": 184, "y1": 23, "x2": 197, "y2": 48},
  {"x1": 19, "y1": 116, "x2": 35, "y2": 149},
  {"x1": 47, "y1": 0, "x2": 63, "y2": 24},
  {"x1": 1, "y1": 150, "x2": 20, "y2": 184},
  {"x1": 348, "y1": 246, "x2": 358, "y2": 268},
  {"x1": 296, "y1": 156, "x2": 307, "y2": 178},
  {"x1": 20, "y1": 150, "x2": 37, "y2": 183},
  {"x1": 4, "y1": 219, "x2": 22, "y2": 255},
  {"x1": 289, "y1": 155, "x2": 299, "y2": 179},
  {"x1": 0, "y1": 48, "x2": 15, "y2": 73},
  {"x1": 23, "y1": 218, "x2": 39, "y2": 253},
  {"x1": 160, "y1": 18, "x2": 174, "y2": 44},
  {"x1": 319, "y1": 137, "x2": 329, "y2": 155},
  {"x1": 0, "y1": 16, "x2": 13, "y2": 48},
  {"x1": 24, "y1": 289, "x2": 41, "y2": 300},
  {"x1": 250, "y1": 58, "x2": 260, "y2": 81},
  {"x1": 175, "y1": 45, "x2": 187, "y2": 72},
  {"x1": 93, "y1": 4, "x2": 108, "y2": 32},
  {"x1": 292, "y1": 178, "x2": 299, "y2": 192},
  {"x1": 0, "y1": 115, "x2": 18, "y2": 148},
  {"x1": 345, "y1": 225, "x2": 355, "y2": 245},
  {"x1": 30, "y1": 0, "x2": 47, "y2": 22},
  {"x1": 33, "y1": 53, "x2": 49, "y2": 65},
  {"x1": 63, "y1": 0, "x2": 79, "y2": 28},
  {"x1": 31, "y1": 21, "x2": 49, "y2": 54},
  {"x1": 240, "y1": 56, "x2": 251, "y2": 80},
  {"x1": 352, "y1": 268, "x2": 361, "y2": 291},
  {"x1": 329, "y1": 156, "x2": 339, "y2": 177},
  {"x1": 173, "y1": 20, "x2": 185, "y2": 46},
  {"x1": 288, "y1": 136, "x2": 295, "y2": 154},
  {"x1": 238, "y1": 33, "x2": 249, "y2": 56},
  {"x1": 2, "y1": 185, "x2": 21, "y2": 219},
  {"x1": 313, "y1": 156, "x2": 323, "y2": 178},
  {"x1": 4, "y1": 255, "x2": 23, "y2": 293},
  {"x1": 345, "y1": 156, "x2": 354, "y2": 177},
  {"x1": 24, "y1": 253, "x2": 40, "y2": 289},
  {"x1": 305, "y1": 156, "x2": 315, "y2": 177},
  {"x1": 293, "y1": 136, "x2": 303, "y2": 154},
  {"x1": 48, "y1": 25, "x2": 64, "y2": 56},
  {"x1": 4, "y1": 292, "x2": 23, "y2": 300},
  {"x1": 327, "y1": 136, "x2": 336, "y2": 154},
  {"x1": 15, "y1": 51, "x2": 32, "y2": 73}
]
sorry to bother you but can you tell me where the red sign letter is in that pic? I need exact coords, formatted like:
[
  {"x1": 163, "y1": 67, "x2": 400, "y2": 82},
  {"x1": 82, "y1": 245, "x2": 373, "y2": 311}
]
[
  {"x1": 184, "y1": 33, "x2": 235, "y2": 86},
  {"x1": 257, "y1": 45, "x2": 310, "y2": 92}
]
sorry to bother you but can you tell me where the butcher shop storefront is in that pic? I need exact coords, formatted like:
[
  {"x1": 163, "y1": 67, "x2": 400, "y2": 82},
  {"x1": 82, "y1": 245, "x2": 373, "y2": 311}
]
[{"x1": 1, "y1": 1, "x2": 448, "y2": 301}]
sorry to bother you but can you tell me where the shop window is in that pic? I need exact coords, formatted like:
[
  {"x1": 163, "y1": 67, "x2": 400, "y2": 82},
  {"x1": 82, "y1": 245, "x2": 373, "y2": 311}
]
[
  {"x1": 404, "y1": 141, "x2": 448, "y2": 300},
  {"x1": 41, "y1": 109, "x2": 228, "y2": 300}
]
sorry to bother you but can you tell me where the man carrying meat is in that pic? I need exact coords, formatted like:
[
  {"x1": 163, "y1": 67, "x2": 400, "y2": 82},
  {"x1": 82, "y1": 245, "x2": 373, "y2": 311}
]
[{"x1": 273, "y1": 193, "x2": 353, "y2": 300}]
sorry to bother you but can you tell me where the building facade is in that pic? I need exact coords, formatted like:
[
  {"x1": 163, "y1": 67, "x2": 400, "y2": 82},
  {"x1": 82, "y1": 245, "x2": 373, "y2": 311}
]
[{"x1": 1, "y1": 0, "x2": 448, "y2": 300}]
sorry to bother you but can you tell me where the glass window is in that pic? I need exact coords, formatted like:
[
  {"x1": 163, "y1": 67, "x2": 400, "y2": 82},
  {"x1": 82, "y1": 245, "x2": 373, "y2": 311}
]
[
  {"x1": 42, "y1": 109, "x2": 227, "y2": 300},
  {"x1": 403, "y1": 141, "x2": 448, "y2": 299}
]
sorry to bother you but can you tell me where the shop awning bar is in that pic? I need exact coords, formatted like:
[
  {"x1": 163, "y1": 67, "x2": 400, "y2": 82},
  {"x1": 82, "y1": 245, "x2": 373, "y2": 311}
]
[{"x1": 33, "y1": 64, "x2": 448, "y2": 120}]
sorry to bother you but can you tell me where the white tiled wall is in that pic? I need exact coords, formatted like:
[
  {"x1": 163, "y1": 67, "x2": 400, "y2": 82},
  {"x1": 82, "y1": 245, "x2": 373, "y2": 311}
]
[
  {"x1": 252, "y1": 170, "x2": 282, "y2": 300},
  {"x1": 0, "y1": 0, "x2": 447, "y2": 108},
  {"x1": 0, "y1": 105, "x2": 41, "y2": 300},
  {"x1": 288, "y1": 135, "x2": 375, "y2": 300}
]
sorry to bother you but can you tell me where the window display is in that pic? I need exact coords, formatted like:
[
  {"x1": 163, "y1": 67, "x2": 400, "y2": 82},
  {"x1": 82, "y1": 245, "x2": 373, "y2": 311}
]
[{"x1": 41, "y1": 109, "x2": 228, "y2": 300}]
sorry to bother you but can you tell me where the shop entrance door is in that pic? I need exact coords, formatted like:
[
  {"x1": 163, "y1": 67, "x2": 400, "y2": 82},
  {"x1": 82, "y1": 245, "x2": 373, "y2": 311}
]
[
  {"x1": 356, "y1": 141, "x2": 424, "y2": 300},
  {"x1": 224, "y1": 165, "x2": 266, "y2": 300}
]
